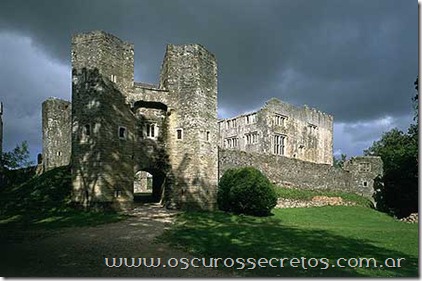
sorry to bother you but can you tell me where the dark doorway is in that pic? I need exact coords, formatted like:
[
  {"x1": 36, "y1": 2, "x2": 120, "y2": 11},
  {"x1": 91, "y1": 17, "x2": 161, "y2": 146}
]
[{"x1": 133, "y1": 169, "x2": 165, "y2": 203}]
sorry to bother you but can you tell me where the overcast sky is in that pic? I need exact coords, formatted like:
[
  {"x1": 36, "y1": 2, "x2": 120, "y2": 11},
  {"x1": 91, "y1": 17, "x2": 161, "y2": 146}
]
[{"x1": 0, "y1": 0, "x2": 418, "y2": 162}]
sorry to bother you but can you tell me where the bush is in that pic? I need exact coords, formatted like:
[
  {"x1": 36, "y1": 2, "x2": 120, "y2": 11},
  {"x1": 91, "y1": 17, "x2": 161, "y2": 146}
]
[{"x1": 218, "y1": 167, "x2": 277, "y2": 216}]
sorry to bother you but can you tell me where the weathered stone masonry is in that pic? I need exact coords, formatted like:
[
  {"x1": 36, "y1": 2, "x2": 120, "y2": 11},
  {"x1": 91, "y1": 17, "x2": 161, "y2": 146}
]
[
  {"x1": 219, "y1": 98, "x2": 333, "y2": 165},
  {"x1": 40, "y1": 30, "x2": 382, "y2": 210},
  {"x1": 42, "y1": 98, "x2": 71, "y2": 171},
  {"x1": 69, "y1": 31, "x2": 218, "y2": 210},
  {"x1": 219, "y1": 149, "x2": 382, "y2": 197}
]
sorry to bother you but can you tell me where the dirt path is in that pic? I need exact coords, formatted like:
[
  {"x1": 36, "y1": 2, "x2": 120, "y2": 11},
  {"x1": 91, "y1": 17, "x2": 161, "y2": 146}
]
[{"x1": 0, "y1": 203, "x2": 236, "y2": 277}]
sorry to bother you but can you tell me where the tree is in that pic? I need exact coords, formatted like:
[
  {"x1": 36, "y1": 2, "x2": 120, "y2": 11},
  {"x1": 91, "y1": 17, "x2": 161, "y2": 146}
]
[
  {"x1": 333, "y1": 153, "x2": 347, "y2": 168},
  {"x1": 413, "y1": 76, "x2": 418, "y2": 120},
  {"x1": 2, "y1": 141, "x2": 34, "y2": 169},
  {"x1": 364, "y1": 77, "x2": 418, "y2": 217}
]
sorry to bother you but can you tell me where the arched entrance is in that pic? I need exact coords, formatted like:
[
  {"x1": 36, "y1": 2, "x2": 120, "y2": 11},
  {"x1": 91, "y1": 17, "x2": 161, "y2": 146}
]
[{"x1": 133, "y1": 168, "x2": 166, "y2": 203}]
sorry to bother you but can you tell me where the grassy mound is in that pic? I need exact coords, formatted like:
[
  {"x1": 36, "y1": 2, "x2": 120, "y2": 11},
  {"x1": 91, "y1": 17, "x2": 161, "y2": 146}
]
[
  {"x1": 0, "y1": 166, "x2": 125, "y2": 230},
  {"x1": 161, "y1": 206, "x2": 418, "y2": 277}
]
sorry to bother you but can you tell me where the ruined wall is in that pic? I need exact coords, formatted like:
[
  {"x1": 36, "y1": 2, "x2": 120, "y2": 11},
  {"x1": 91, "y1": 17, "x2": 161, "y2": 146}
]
[
  {"x1": 42, "y1": 98, "x2": 71, "y2": 171},
  {"x1": 343, "y1": 156, "x2": 383, "y2": 197},
  {"x1": 160, "y1": 44, "x2": 218, "y2": 210},
  {"x1": 219, "y1": 149, "x2": 381, "y2": 197},
  {"x1": 219, "y1": 98, "x2": 333, "y2": 165}
]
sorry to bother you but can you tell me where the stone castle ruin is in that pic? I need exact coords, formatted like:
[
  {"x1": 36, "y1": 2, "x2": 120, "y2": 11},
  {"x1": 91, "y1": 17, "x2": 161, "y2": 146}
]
[{"x1": 39, "y1": 30, "x2": 382, "y2": 210}]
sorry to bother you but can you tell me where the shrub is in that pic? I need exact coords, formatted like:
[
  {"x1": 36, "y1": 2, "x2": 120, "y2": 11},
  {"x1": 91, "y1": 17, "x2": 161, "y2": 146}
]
[{"x1": 218, "y1": 167, "x2": 277, "y2": 216}]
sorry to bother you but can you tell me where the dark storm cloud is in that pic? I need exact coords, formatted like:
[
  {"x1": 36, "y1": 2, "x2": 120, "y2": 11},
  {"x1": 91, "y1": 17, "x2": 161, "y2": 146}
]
[
  {"x1": 0, "y1": 0, "x2": 417, "y2": 158},
  {"x1": 0, "y1": 33, "x2": 69, "y2": 155}
]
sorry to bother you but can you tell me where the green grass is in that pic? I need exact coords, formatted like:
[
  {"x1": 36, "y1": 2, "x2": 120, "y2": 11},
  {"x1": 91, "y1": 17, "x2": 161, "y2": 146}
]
[
  {"x1": 161, "y1": 206, "x2": 418, "y2": 277},
  {"x1": 275, "y1": 186, "x2": 372, "y2": 206},
  {"x1": 0, "y1": 166, "x2": 126, "y2": 232}
]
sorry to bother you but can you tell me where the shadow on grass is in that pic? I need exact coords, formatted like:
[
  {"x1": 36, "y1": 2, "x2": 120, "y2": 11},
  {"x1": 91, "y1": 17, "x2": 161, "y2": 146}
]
[
  {"x1": 161, "y1": 211, "x2": 418, "y2": 277},
  {"x1": 0, "y1": 166, "x2": 126, "y2": 238}
]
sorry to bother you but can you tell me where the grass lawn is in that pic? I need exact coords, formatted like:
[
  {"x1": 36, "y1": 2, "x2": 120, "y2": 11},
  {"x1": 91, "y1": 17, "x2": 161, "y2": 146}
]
[
  {"x1": 161, "y1": 206, "x2": 418, "y2": 277},
  {"x1": 0, "y1": 166, "x2": 126, "y2": 233}
]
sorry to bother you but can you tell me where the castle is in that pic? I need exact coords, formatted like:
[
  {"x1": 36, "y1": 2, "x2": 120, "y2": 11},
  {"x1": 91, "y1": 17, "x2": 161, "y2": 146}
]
[{"x1": 40, "y1": 30, "x2": 382, "y2": 210}]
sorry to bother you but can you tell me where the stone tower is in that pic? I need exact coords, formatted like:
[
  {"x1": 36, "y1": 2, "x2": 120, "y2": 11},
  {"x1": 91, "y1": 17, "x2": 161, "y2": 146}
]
[
  {"x1": 42, "y1": 98, "x2": 72, "y2": 171},
  {"x1": 71, "y1": 31, "x2": 136, "y2": 209},
  {"x1": 160, "y1": 44, "x2": 218, "y2": 209},
  {"x1": 70, "y1": 31, "x2": 218, "y2": 210},
  {"x1": 71, "y1": 31, "x2": 134, "y2": 97}
]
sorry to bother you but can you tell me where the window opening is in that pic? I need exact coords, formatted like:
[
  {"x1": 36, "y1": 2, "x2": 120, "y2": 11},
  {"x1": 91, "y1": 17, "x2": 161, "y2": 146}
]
[
  {"x1": 119, "y1": 126, "x2": 127, "y2": 139},
  {"x1": 176, "y1": 129, "x2": 183, "y2": 140},
  {"x1": 273, "y1": 134, "x2": 285, "y2": 155}
]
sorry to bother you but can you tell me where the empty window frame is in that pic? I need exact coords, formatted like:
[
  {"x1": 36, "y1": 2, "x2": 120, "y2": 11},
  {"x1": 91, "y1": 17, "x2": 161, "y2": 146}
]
[
  {"x1": 273, "y1": 114, "x2": 286, "y2": 126},
  {"x1": 273, "y1": 134, "x2": 286, "y2": 155},
  {"x1": 114, "y1": 190, "x2": 122, "y2": 198},
  {"x1": 176, "y1": 129, "x2": 183, "y2": 140},
  {"x1": 83, "y1": 124, "x2": 91, "y2": 137},
  {"x1": 225, "y1": 137, "x2": 239, "y2": 148},
  {"x1": 245, "y1": 132, "x2": 258, "y2": 144},
  {"x1": 308, "y1": 124, "x2": 318, "y2": 134},
  {"x1": 245, "y1": 113, "x2": 257, "y2": 124},
  {"x1": 226, "y1": 119, "x2": 237, "y2": 129},
  {"x1": 146, "y1": 123, "x2": 156, "y2": 138},
  {"x1": 359, "y1": 162, "x2": 371, "y2": 172},
  {"x1": 81, "y1": 124, "x2": 91, "y2": 143},
  {"x1": 118, "y1": 126, "x2": 127, "y2": 139}
]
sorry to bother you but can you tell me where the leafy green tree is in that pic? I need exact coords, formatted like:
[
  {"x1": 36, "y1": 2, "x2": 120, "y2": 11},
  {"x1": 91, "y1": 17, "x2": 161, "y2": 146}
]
[
  {"x1": 2, "y1": 141, "x2": 34, "y2": 169},
  {"x1": 364, "y1": 77, "x2": 418, "y2": 217},
  {"x1": 333, "y1": 153, "x2": 347, "y2": 168}
]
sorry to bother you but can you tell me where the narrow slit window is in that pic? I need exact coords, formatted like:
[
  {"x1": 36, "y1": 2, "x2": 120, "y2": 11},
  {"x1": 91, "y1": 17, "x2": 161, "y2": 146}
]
[
  {"x1": 119, "y1": 126, "x2": 127, "y2": 139},
  {"x1": 176, "y1": 129, "x2": 183, "y2": 140},
  {"x1": 84, "y1": 124, "x2": 91, "y2": 136}
]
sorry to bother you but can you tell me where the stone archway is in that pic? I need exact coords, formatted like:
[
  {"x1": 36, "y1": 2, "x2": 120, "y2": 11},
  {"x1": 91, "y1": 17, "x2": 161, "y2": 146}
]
[{"x1": 133, "y1": 168, "x2": 166, "y2": 203}]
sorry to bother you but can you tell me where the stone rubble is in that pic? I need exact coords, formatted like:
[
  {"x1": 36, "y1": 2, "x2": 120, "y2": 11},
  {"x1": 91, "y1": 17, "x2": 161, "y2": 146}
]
[
  {"x1": 275, "y1": 196, "x2": 356, "y2": 209},
  {"x1": 399, "y1": 213, "x2": 418, "y2": 224}
]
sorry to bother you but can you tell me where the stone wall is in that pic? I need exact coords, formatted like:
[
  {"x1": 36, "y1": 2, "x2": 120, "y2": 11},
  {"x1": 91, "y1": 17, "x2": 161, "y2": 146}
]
[
  {"x1": 219, "y1": 98, "x2": 333, "y2": 165},
  {"x1": 343, "y1": 156, "x2": 383, "y2": 197},
  {"x1": 219, "y1": 148, "x2": 382, "y2": 197},
  {"x1": 42, "y1": 98, "x2": 71, "y2": 171}
]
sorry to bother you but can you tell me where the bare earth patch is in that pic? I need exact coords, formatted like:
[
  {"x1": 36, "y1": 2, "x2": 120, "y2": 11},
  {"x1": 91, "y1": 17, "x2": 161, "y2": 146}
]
[{"x1": 0, "y1": 203, "x2": 236, "y2": 277}]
